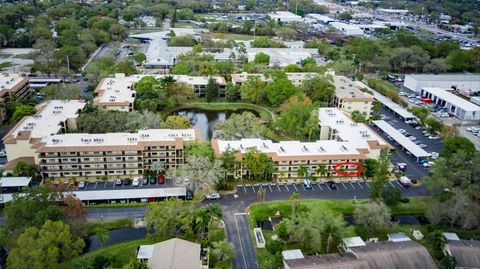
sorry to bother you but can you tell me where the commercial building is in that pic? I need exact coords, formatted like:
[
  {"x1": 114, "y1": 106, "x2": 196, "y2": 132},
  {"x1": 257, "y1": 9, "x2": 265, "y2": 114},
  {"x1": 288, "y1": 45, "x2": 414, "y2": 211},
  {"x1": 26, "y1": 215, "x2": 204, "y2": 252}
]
[
  {"x1": 268, "y1": 11, "x2": 303, "y2": 23},
  {"x1": 332, "y1": 76, "x2": 374, "y2": 118},
  {"x1": 404, "y1": 74, "x2": 480, "y2": 93},
  {"x1": 421, "y1": 87, "x2": 480, "y2": 121},
  {"x1": 94, "y1": 73, "x2": 227, "y2": 111},
  {"x1": 305, "y1": 13, "x2": 338, "y2": 25},
  {"x1": 211, "y1": 138, "x2": 368, "y2": 179},
  {"x1": 318, "y1": 108, "x2": 389, "y2": 159},
  {"x1": 329, "y1": 22, "x2": 364, "y2": 36},
  {"x1": 2, "y1": 99, "x2": 200, "y2": 179},
  {"x1": 0, "y1": 73, "x2": 31, "y2": 124},
  {"x1": 231, "y1": 72, "x2": 318, "y2": 86},
  {"x1": 137, "y1": 238, "x2": 204, "y2": 269}
]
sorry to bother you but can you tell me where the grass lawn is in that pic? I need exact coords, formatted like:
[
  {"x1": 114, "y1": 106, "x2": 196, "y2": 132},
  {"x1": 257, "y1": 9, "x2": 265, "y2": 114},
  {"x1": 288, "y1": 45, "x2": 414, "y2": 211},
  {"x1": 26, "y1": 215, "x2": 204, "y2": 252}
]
[
  {"x1": 212, "y1": 33, "x2": 267, "y2": 41},
  {"x1": 175, "y1": 22, "x2": 199, "y2": 28},
  {"x1": 0, "y1": 61, "x2": 13, "y2": 70},
  {"x1": 57, "y1": 238, "x2": 154, "y2": 269}
]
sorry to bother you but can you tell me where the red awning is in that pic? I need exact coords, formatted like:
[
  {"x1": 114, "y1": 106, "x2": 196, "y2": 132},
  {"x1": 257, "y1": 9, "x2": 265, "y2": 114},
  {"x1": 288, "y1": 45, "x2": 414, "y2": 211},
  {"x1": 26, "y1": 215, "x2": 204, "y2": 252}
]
[{"x1": 422, "y1": 98, "x2": 433, "y2": 103}]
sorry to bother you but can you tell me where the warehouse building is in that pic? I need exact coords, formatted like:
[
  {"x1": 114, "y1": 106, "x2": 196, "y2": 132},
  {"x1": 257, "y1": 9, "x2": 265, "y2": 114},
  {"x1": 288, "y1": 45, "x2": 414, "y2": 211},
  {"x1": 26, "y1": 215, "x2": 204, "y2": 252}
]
[
  {"x1": 268, "y1": 11, "x2": 303, "y2": 23},
  {"x1": 421, "y1": 87, "x2": 480, "y2": 121},
  {"x1": 404, "y1": 74, "x2": 480, "y2": 93}
]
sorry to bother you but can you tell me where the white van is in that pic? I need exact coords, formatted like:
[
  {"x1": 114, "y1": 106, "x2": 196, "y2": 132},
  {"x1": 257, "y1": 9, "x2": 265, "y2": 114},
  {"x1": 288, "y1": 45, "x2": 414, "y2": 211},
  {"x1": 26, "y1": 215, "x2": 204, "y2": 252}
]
[{"x1": 398, "y1": 176, "x2": 412, "y2": 187}]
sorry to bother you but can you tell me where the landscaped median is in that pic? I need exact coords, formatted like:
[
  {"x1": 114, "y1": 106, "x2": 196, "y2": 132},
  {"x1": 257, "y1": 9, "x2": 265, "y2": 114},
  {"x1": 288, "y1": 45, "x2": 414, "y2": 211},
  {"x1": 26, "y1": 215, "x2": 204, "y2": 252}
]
[{"x1": 245, "y1": 197, "x2": 479, "y2": 269}]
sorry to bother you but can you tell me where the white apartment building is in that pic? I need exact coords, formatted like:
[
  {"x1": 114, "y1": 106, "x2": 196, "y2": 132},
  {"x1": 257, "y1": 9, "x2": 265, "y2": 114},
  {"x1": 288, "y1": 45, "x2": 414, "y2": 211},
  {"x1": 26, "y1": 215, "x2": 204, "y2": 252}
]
[
  {"x1": 332, "y1": 76, "x2": 374, "y2": 118},
  {"x1": 231, "y1": 72, "x2": 318, "y2": 86},
  {"x1": 0, "y1": 73, "x2": 31, "y2": 124},
  {"x1": 318, "y1": 108, "x2": 389, "y2": 159},
  {"x1": 94, "y1": 74, "x2": 227, "y2": 111}
]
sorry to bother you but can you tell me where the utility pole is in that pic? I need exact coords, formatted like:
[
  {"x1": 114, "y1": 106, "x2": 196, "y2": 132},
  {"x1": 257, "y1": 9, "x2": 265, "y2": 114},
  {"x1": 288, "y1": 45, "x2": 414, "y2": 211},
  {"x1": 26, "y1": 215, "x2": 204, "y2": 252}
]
[{"x1": 66, "y1": 55, "x2": 70, "y2": 73}]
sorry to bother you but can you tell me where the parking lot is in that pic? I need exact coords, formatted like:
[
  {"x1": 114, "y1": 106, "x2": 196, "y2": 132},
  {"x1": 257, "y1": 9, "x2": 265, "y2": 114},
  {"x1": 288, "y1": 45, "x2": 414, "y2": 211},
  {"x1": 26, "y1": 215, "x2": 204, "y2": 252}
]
[{"x1": 56, "y1": 177, "x2": 181, "y2": 192}]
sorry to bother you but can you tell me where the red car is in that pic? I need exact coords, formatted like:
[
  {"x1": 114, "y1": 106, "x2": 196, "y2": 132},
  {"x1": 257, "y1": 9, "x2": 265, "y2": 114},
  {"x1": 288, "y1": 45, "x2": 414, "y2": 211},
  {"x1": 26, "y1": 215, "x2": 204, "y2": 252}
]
[{"x1": 157, "y1": 175, "x2": 165, "y2": 184}]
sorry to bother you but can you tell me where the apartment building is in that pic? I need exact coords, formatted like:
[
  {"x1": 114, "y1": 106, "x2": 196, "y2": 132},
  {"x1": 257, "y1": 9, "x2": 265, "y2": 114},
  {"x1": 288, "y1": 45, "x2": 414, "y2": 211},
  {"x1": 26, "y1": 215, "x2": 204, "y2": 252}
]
[
  {"x1": 318, "y1": 108, "x2": 389, "y2": 159},
  {"x1": 231, "y1": 72, "x2": 318, "y2": 86},
  {"x1": 2, "y1": 100, "x2": 86, "y2": 169},
  {"x1": 36, "y1": 129, "x2": 199, "y2": 179},
  {"x1": 0, "y1": 73, "x2": 31, "y2": 124},
  {"x1": 332, "y1": 75, "x2": 374, "y2": 118},
  {"x1": 211, "y1": 138, "x2": 367, "y2": 180},
  {"x1": 93, "y1": 74, "x2": 226, "y2": 111}
]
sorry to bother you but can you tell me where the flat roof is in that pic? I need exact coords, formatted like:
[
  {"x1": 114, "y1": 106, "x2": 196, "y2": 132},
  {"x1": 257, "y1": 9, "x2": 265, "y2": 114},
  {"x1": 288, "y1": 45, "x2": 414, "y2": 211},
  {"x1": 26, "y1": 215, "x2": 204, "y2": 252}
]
[
  {"x1": 443, "y1": 232, "x2": 460, "y2": 241},
  {"x1": 137, "y1": 245, "x2": 154, "y2": 259},
  {"x1": 422, "y1": 87, "x2": 480, "y2": 112},
  {"x1": 70, "y1": 187, "x2": 186, "y2": 201},
  {"x1": 4, "y1": 100, "x2": 86, "y2": 142},
  {"x1": 216, "y1": 138, "x2": 363, "y2": 157},
  {"x1": 0, "y1": 73, "x2": 28, "y2": 97},
  {"x1": 388, "y1": 232, "x2": 411, "y2": 242},
  {"x1": 282, "y1": 249, "x2": 305, "y2": 260},
  {"x1": 306, "y1": 13, "x2": 338, "y2": 23},
  {"x1": 334, "y1": 76, "x2": 373, "y2": 100},
  {"x1": 269, "y1": 11, "x2": 302, "y2": 19},
  {"x1": 355, "y1": 81, "x2": 415, "y2": 120},
  {"x1": 40, "y1": 129, "x2": 198, "y2": 149},
  {"x1": 343, "y1": 237, "x2": 367, "y2": 248},
  {"x1": 318, "y1": 108, "x2": 388, "y2": 150},
  {"x1": 373, "y1": 120, "x2": 430, "y2": 158},
  {"x1": 406, "y1": 74, "x2": 480, "y2": 82},
  {"x1": 0, "y1": 177, "x2": 32, "y2": 187}
]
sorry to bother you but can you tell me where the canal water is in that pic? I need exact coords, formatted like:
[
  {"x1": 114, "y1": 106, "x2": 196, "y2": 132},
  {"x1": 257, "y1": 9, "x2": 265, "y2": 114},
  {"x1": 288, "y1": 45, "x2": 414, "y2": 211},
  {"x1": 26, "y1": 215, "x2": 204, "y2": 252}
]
[{"x1": 85, "y1": 227, "x2": 148, "y2": 252}]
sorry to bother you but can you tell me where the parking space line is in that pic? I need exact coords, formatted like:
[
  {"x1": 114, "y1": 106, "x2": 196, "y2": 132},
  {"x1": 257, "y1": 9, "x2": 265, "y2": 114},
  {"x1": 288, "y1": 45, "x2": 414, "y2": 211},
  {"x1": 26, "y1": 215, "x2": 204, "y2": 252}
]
[
  {"x1": 317, "y1": 182, "x2": 323, "y2": 191},
  {"x1": 285, "y1": 184, "x2": 290, "y2": 192},
  {"x1": 357, "y1": 182, "x2": 363, "y2": 189},
  {"x1": 276, "y1": 184, "x2": 281, "y2": 192},
  {"x1": 302, "y1": 184, "x2": 306, "y2": 191},
  {"x1": 94, "y1": 182, "x2": 98, "y2": 189},
  {"x1": 243, "y1": 185, "x2": 247, "y2": 193},
  {"x1": 389, "y1": 181, "x2": 396, "y2": 187},
  {"x1": 365, "y1": 182, "x2": 370, "y2": 187},
  {"x1": 341, "y1": 183, "x2": 348, "y2": 190},
  {"x1": 311, "y1": 184, "x2": 315, "y2": 191},
  {"x1": 395, "y1": 181, "x2": 403, "y2": 188},
  {"x1": 293, "y1": 184, "x2": 298, "y2": 191},
  {"x1": 251, "y1": 184, "x2": 256, "y2": 193},
  {"x1": 268, "y1": 184, "x2": 273, "y2": 192},
  {"x1": 349, "y1": 182, "x2": 356, "y2": 190},
  {"x1": 326, "y1": 183, "x2": 331, "y2": 190}
]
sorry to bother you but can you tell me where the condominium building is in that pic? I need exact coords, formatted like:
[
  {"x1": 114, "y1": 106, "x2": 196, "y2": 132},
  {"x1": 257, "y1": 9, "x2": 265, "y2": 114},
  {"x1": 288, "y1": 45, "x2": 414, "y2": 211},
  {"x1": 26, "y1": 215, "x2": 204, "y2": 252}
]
[
  {"x1": 94, "y1": 74, "x2": 226, "y2": 111},
  {"x1": 318, "y1": 108, "x2": 388, "y2": 159},
  {"x1": 36, "y1": 129, "x2": 199, "y2": 179},
  {"x1": 0, "y1": 73, "x2": 31, "y2": 124},
  {"x1": 1, "y1": 99, "x2": 200, "y2": 179},
  {"x1": 332, "y1": 75, "x2": 374, "y2": 118},
  {"x1": 211, "y1": 138, "x2": 367, "y2": 179},
  {"x1": 231, "y1": 72, "x2": 318, "y2": 86}
]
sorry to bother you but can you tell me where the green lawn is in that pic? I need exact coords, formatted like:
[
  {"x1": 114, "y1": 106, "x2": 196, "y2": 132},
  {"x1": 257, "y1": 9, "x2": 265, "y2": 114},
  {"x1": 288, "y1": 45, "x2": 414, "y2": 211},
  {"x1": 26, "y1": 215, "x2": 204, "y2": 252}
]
[
  {"x1": 175, "y1": 22, "x2": 199, "y2": 29},
  {"x1": 212, "y1": 33, "x2": 268, "y2": 41},
  {"x1": 0, "y1": 61, "x2": 13, "y2": 69}
]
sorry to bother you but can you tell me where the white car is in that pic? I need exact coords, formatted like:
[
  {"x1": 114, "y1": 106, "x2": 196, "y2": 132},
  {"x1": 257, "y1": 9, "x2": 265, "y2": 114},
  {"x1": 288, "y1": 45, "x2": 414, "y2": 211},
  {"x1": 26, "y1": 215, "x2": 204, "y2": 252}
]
[
  {"x1": 399, "y1": 92, "x2": 407, "y2": 96},
  {"x1": 132, "y1": 178, "x2": 140, "y2": 187},
  {"x1": 398, "y1": 176, "x2": 412, "y2": 187},
  {"x1": 206, "y1": 193, "x2": 221, "y2": 200},
  {"x1": 398, "y1": 129, "x2": 406, "y2": 133},
  {"x1": 419, "y1": 144, "x2": 428, "y2": 148},
  {"x1": 428, "y1": 135, "x2": 439, "y2": 140},
  {"x1": 422, "y1": 161, "x2": 435, "y2": 168},
  {"x1": 430, "y1": 152, "x2": 439, "y2": 159},
  {"x1": 409, "y1": 136, "x2": 416, "y2": 141}
]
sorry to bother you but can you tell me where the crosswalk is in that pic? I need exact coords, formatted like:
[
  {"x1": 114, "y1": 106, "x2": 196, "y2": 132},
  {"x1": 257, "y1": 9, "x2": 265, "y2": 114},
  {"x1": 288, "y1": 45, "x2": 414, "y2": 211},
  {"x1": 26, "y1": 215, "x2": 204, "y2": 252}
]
[{"x1": 236, "y1": 180, "x2": 404, "y2": 195}]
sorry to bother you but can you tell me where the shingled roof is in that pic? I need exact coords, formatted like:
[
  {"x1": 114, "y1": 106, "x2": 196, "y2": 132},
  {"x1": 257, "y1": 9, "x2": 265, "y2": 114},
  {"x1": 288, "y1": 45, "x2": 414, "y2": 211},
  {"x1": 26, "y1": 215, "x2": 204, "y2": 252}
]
[{"x1": 446, "y1": 240, "x2": 480, "y2": 268}]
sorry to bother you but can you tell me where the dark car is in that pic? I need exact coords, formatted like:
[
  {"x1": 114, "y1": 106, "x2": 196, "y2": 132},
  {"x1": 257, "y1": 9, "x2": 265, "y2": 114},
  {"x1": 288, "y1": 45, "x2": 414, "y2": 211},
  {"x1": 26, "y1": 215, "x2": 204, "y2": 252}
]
[
  {"x1": 124, "y1": 178, "x2": 132, "y2": 185},
  {"x1": 186, "y1": 190, "x2": 194, "y2": 200},
  {"x1": 150, "y1": 177, "x2": 157, "y2": 185},
  {"x1": 157, "y1": 175, "x2": 165, "y2": 184},
  {"x1": 142, "y1": 178, "x2": 149, "y2": 185},
  {"x1": 327, "y1": 181, "x2": 338, "y2": 190},
  {"x1": 115, "y1": 179, "x2": 123, "y2": 186}
]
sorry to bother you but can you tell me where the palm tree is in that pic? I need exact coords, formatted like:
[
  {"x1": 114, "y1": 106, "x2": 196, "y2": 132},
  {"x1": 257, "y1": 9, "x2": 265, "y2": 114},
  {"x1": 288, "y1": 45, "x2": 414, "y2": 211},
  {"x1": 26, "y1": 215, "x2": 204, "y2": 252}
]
[
  {"x1": 95, "y1": 227, "x2": 109, "y2": 247},
  {"x1": 316, "y1": 165, "x2": 328, "y2": 179},
  {"x1": 297, "y1": 165, "x2": 308, "y2": 179},
  {"x1": 212, "y1": 240, "x2": 235, "y2": 263},
  {"x1": 205, "y1": 204, "x2": 222, "y2": 240},
  {"x1": 289, "y1": 192, "x2": 302, "y2": 222},
  {"x1": 324, "y1": 224, "x2": 341, "y2": 253}
]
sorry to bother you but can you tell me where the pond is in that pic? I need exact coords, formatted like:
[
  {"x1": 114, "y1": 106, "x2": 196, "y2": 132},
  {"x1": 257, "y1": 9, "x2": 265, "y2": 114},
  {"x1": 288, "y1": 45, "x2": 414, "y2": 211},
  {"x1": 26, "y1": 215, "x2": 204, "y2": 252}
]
[
  {"x1": 172, "y1": 108, "x2": 259, "y2": 141},
  {"x1": 85, "y1": 227, "x2": 148, "y2": 253}
]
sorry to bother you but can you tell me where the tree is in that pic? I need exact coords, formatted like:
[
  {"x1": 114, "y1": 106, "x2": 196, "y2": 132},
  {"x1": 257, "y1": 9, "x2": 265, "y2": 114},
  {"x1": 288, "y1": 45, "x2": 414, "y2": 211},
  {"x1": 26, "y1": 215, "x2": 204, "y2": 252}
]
[
  {"x1": 12, "y1": 104, "x2": 36, "y2": 123},
  {"x1": 423, "y1": 59, "x2": 449, "y2": 74},
  {"x1": 289, "y1": 192, "x2": 302, "y2": 222},
  {"x1": 354, "y1": 201, "x2": 391, "y2": 232},
  {"x1": 338, "y1": 11, "x2": 353, "y2": 20},
  {"x1": 441, "y1": 136, "x2": 475, "y2": 158},
  {"x1": 150, "y1": 161, "x2": 165, "y2": 175},
  {"x1": 212, "y1": 240, "x2": 235, "y2": 263},
  {"x1": 7, "y1": 220, "x2": 85, "y2": 269},
  {"x1": 123, "y1": 259, "x2": 149, "y2": 269},
  {"x1": 266, "y1": 240, "x2": 285, "y2": 255},
  {"x1": 225, "y1": 83, "x2": 240, "y2": 102},
  {"x1": 162, "y1": 115, "x2": 191, "y2": 129},
  {"x1": 167, "y1": 82, "x2": 194, "y2": 105},
  {"x1": 380, "y1": 185, "x2": 403, "y2": 206},
  {"x1": 221, "y1": 149, "x2": 239, "y2": 186},
  {"x1": 351, "y1": 110, "x2": 368, "y2": 123},
  {"x1": 301, "y1": 75, "x2": 335, "y2": 105},
  {"x1": 411, "y1": 106, "x2": 429, "y2": 124},
  {"x1": 370, "y1": 148, "x2": 390, "y2": 199},
  {"x1": 32, "y1": 39, "x2": 58, "y2": 76},
  {"x1": 425, "y1": 117, "x2": 444, "y2": 132},
  {"x1": 253, "y1": 52, "x2": 270, "y2": 64},
  {"x1": 265, "y1": 78, "x2": 298, "y2": 107},
  {"x1": 184, "y1": 141, "x2": 215, "y2": 162},
  {"x1": 205, "y1": 77, "x2": 219, "y2": 102},
  {"x1": 133, "y1": 53, "x2": 146, "y2": 64},
  {"x1": 41, "y1": 83, "x2": 81, "y2": 100},
  {"x1": 13, "y1": 161, "x2": 37, "y2": 177},
  {"x1": 362, "y1": 159, "x2": 379, "y2": 179},
  {"x1": 170, "y1": 63, "x2": 192, "y2": 75},
  {"x1": 95, "y1": 226, "x2": 109, "y2": 247},
  {"x1": 242, "y1": 147, "x2": 274, "y2": 180},
  {"x1": 146, "y1": 198, "x2": 193, "y2": 238},
  {"x1": 214, "y1": 112, "x2": 265, "y2": 140},
  {"x1": 240, "y1": 76, "x2": 266, "y2": 103}
]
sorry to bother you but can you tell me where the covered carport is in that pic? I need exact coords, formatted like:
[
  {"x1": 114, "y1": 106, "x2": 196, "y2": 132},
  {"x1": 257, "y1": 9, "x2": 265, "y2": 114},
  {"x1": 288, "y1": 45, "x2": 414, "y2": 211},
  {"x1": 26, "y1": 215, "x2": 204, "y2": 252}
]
[
  {"x1": 69, "y1": 187, "x2": 187, "y2": 205},
  {"x1": 373, "y1": 120, "x2": 430, "y2": 162}
]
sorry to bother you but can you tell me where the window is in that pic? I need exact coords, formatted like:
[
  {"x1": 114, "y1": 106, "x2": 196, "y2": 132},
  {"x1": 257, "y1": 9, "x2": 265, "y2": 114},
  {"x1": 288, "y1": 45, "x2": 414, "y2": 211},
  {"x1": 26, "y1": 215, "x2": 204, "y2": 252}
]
[{"x1": 127, "y1": 156, "x2": 135, "y2": 160}]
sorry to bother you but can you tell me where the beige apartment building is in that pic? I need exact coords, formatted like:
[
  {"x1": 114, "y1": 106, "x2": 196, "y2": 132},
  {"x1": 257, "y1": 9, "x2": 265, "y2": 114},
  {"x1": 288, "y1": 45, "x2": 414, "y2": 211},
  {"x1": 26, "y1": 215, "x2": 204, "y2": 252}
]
[
  {"x1": 0, "y1": 73, "x2": 31, "y2": 124},
  {"x1": 94, "y1": 74, "x2": 226, "y2": 111},
  {"x1": 212, "y1": 138, "x2": 367, "y2": 180},
  {"x1": 331, "y1": 75, "x2": 374, "y2": 118},
  {"x1": 231, "y1": 72, "x2": 318, "y2": 86}
]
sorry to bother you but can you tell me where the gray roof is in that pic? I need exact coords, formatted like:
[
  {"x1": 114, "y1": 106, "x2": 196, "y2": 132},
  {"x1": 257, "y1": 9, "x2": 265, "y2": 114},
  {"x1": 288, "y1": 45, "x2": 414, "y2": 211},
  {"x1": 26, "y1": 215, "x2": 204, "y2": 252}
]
[
  {"x1": 70, "y1": 187, "x2": 186, "y2": 201},
  {"x1": 285, "y1": 253, "x2": 370, "y2": 269},
  {"x1": 350, "y1": 241, "x2": 437, "y2": 269},
  {"x1": 0, "y1": 177, "x2": 32, "y2": 187},
  {"x1": 406, "y1": 74, "x2": 480, "y2": 82},
  {"x1": 148, "y1": 238, "x2": 202, "y2": 269},
  {"x1": 447, "y1": 240, "x2": 480, "y2": 268}
]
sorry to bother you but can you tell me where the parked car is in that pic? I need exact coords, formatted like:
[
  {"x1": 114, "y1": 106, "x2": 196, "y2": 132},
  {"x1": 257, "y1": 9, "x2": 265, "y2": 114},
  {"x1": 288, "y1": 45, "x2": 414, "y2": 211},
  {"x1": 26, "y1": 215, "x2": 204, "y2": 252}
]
[
  {"x1": 157, "y1": 175, "x2": 165, "y2": 184},
  {"x1": 115, "y1": 179, "x2": 123, "y2": 186},
  {"x1": 142, "y1": 178, "x2": 149, "y2": 185},
  {"x1": 124, "y1": 178, "x2": 132, "y2": 185},
  {"x1": 186, "y1": 190, "x2": 194, "y2": 200},
  {"x1": 77, "y1": 181, "x2": 86, "y2": 189},
  {"x1": 422, "y1": 161, "x2": 434, "y2": 168},
  {"x1": 419, "y1": 144, "x2": 428, "y2": 148},
  {"x1": 397, "y1": 163, "x2": 407, "y2": 171},
  {"x1": 327, "y1": 181, "x2": 337, "y2": 190},
  {"x1": 149, "y1": 177, "x2": 157, "y2": 184},
  {"x1": 132, "y1": 178, "x2": 140, "y2": 187},
  {"x1": 398, "y1": 176, "x2": 412, "y2": 187},
  {"x1": 409, "y1": 136, "x2": 416, "y2": 141},
  {"x1": 428, "y1": 135, "x2": 439, "y2": 140},
  {"x1": 206, "y1": 193, "x2": 221, "y2": 200},
  {"x1": 430, "y1": 152, "x2": 439, "y2": 159}
]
